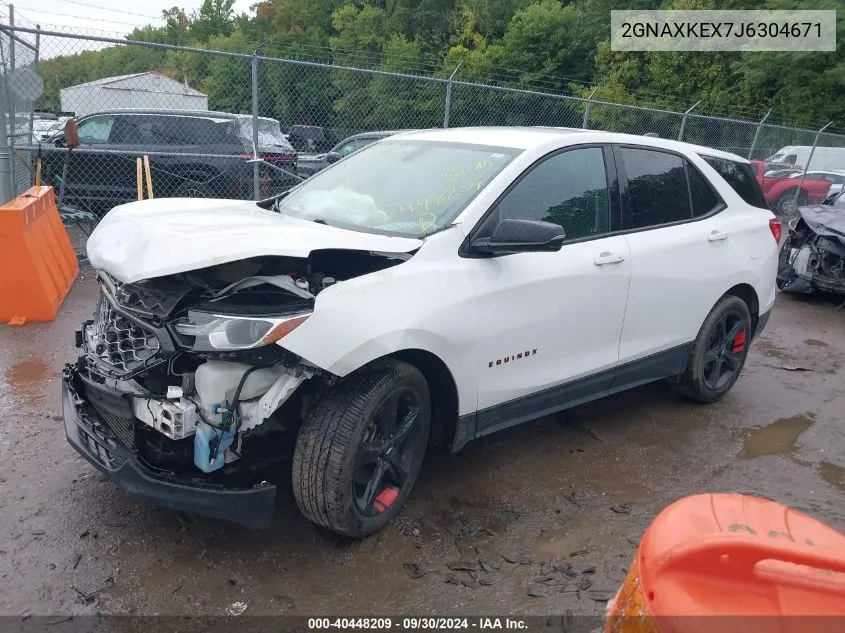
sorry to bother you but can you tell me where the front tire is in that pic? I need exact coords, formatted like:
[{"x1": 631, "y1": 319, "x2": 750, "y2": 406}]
[
  {"x1": 292, "y1": 360, "x2": 431, "y2": 537},
  {"x1": 676, "y1": 296, "x2": 752, "y2": 404}
]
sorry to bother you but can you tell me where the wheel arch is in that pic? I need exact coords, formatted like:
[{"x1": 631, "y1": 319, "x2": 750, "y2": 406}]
[
  {"x1": 383, "y1": 349, "x2": 462, "y2": 453},
  {"x1": 724, "y1": 283, "x2": 760, "y2": 336}
]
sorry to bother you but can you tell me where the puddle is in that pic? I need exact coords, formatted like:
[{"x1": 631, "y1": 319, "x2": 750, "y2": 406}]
[
  {"x1": 534, "y1": 527, "x2": 623, "y2": 558},
  {"x1": 757, "y1": 341, "x2": 790, "y2": 361},
  {"x1": 805, "y1": 339, "x2": 829, "y2": 348},
  {"x1": 5, "y1": 358, "x2": 48, "y2": 392},
  {"x1": 820, "y1": 461, "x2": 845, "y2": 490},
  {"x1": 742, "y1": 414, "x2": 815, "y2": 459}
]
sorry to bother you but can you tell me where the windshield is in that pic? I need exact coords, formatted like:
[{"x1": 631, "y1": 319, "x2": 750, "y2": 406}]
[{"x1": 278, "y1": 139, "x2": 519, "y2": 237}]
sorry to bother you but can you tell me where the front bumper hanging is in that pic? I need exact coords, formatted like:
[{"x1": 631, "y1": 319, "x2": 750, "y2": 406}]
[{"x1": 61, "y1": 365, "x2": 277, "y2": 529}]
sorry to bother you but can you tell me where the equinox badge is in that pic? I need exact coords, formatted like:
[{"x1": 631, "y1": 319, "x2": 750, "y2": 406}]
[{"x1": 489, "y1": 349, "x2": 537, "y2": 368}]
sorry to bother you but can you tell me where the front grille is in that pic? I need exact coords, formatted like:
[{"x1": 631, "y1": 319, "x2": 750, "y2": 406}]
[
  {"x1": 90, "y1": 403, "x2": 135, "y2": 449},
  {"x1": 113, "y1": 280, "x2": 189, "y2": 318},
  {"x1": 83, "y1": 295, "x2": 162, "y2": 377}
]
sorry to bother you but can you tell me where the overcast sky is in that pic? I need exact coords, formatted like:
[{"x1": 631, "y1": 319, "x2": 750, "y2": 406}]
[
  {"x1": 4, "y1": 0, "x2": 256, "y2": 59},
  {"x1": 11, "y1": 0, "x2": 255, "y2": 33}
]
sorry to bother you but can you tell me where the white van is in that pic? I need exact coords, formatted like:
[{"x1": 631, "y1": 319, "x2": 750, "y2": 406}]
[{"x1": 766, "y1": 146, "x2": 845, "y2": 171}]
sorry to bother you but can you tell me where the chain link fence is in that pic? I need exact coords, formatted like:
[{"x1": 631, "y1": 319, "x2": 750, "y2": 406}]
[
  {"x1": 0, "y1": 11, "x2": 40, "y2": 201},
  {"x1": 2, "y1": 19, "x2": 845, "y2": 237}
]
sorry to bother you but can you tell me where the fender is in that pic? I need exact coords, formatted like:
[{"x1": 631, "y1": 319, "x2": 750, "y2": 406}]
[{"x1": 280, "y1": 326, "x2": 477, "y2": 418}]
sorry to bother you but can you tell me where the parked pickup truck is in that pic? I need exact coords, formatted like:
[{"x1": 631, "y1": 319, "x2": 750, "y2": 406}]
[{"x1": 751, "y1": 160, "x2": 832, "y2": 215}]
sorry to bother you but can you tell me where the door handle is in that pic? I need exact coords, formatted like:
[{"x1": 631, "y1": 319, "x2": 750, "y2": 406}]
[
  {"x1": 708, "y1": 230, "x2": 728, "y2": 242},
  {"x1": 594, "y1": 252, "x2": 625, "y2": 266}
]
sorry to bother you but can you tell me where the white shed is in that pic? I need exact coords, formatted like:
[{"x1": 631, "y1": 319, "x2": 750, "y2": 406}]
[{"x1": 60, "y1": 71, "x2": 207, "y2": 117}]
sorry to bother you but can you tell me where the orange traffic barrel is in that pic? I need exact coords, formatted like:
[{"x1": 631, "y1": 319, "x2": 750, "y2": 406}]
[
  {"x1": 0, "y1": 186, "x2": 79, "y2": 324},
  {"x1": 606, "y1": 493, "x2": 845, "y2": 633}
]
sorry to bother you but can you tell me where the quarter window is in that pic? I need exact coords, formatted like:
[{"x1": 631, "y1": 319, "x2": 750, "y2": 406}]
[
  {"x1": 620, "y1": 148, "x2": 691, "y2": 228},
  {"x1": 496, "y1": 147, "x2": 610, "y2": 240},
  {"x1": 702, "y1": 156, "x2": 769, "y2": 210}
]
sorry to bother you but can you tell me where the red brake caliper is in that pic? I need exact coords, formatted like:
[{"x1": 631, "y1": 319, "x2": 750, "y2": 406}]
[
  {"x1": 373, "y1": 486, "x2": 400, "y2": 513},
  {"x1": 732, "y1": 329, "x2": 747, "y2": 354}
]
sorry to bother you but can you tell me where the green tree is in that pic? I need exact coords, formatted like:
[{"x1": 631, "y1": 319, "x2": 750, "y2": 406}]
[{"x1": 191, "y1": 0, "x2": 237, "y2": 42}]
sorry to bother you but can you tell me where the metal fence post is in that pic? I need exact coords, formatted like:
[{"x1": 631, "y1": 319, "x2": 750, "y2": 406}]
[
  {"x1": 793, "y1": 121, "x2": 833, "y2": 210},
  {"x1": 8, "y1": 4, "x2": 15, "y2": 159},
  {"x1": 26, "y1": 23, "x2": 39, "y2": 148},
  {"x1": 582, "y1": 86, "x2": 599, "y2": 129},
  {"x1": 747, "y1": 109, "x2": 771, "y2": 160},
  {"x1": 251, "y1": 50, "x2": 260, "y2": 200},
  {"x1": 677, "y1": 101, "x2": 700, "y2": 141},
  {"x1": 443, "y1": 60, "x2": 462, "y2": 128},
  {"x1": 0, "y1": 107, "x2": 11, "y2": 204},
  {"x1": 0, "y1": 18, "x2": 14, "y2": 203}
]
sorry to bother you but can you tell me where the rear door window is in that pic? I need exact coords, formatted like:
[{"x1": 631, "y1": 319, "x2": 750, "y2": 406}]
[
  {"x1": 701, "y1": 156, "x2": 769, "y2": 210},
  {"x1": 686, "y1": 162, "x2": 723, "y2": 217},
  {"x1": 620, "y1": 147, "x2": 691, "y2": 228}
]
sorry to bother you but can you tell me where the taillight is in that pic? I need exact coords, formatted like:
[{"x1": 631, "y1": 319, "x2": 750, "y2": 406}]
[{"x1": 769, "y1": 217, "x2": 782, "y2": 244}]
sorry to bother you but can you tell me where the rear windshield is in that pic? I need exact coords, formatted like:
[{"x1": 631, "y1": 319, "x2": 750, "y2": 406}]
[
  {"x1": 238, "y1": 118, "x2": 293, "y2": 150},
  {"x1": 701, "y1": 156, "x2": 769, "y2": 210}
]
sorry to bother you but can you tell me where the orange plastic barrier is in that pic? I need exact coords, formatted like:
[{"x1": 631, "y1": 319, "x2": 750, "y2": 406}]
[
  {"x1": 0, "y1": 186, "x2": 79, "y2": 324},
  {"x1": 606, "y1": 493, "x2": 845, "y2": 633}
]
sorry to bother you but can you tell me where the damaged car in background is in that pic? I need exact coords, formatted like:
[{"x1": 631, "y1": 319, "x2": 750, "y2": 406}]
[
  {"x1": 777, "y1": 189, "x2": 845, "y2": 296},
  {"x1": 63, "y1": 128, "x2": 779, "y2": 537}
]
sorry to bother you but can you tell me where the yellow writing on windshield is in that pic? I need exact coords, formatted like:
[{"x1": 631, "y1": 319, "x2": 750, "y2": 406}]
[
  {"x1": 389, "y1": 179, "x2": 485, "y2": 222},
  {"x1": 443, "y1": 160, "x2": 496, "y2": 183},
  {"x1": 418, "y1": 213, "x2": 437, "y2": 232}
]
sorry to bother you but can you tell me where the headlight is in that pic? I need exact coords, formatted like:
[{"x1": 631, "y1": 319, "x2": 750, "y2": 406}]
[{"x1": 173, "y1": 309, "x2": 311, "y2": 351}]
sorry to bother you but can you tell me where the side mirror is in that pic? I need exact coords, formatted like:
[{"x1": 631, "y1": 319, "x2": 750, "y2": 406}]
[
  {"x1": 325, "y1": 152, "x2": 342, "y2": 164},
  {"x1": 64, "y1": 119, "x2": 79, "y2": 149},
  {"x1": 470, "y1": 219, "x2": 566, "y2": 256}
]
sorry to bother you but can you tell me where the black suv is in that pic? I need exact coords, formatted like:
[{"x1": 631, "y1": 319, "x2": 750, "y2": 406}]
[{"x1": 41, "y1": 109, "x2": 299, "y2": 215}]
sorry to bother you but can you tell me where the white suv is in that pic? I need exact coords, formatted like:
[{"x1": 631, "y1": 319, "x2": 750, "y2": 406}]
[{"x1": 63, "y1": 127, "x2": 780, "y2": 537}]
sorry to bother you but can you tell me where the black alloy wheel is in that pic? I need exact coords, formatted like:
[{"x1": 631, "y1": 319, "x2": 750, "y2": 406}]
[
  {"x1": 292, "y1": 360, "x2": 431, "y2": 537},
  {"x1": 676, "y1": 295, "x2": 752, "y2": 403}
]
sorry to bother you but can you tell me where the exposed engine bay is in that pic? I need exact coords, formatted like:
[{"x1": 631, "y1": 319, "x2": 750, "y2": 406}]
[
  {"x1": 777, "y1": 205, "x2": 845, "y2": 296},
  {"x1": 71, "y1": 249, "x2": 407, "y2": 485}
]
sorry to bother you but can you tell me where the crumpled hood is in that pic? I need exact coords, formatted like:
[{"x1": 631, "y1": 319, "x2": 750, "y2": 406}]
[
  {"x1": 86, "y1": 198, "x2": 423, "y2": 284},
  {"x1": 798, "y1": 204, "x2": 845, "y2": 246}
]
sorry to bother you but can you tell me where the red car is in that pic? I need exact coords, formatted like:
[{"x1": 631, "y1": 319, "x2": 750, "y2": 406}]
[{"x1": 750, "y1": 160, "x2": 832, "y2": 215}]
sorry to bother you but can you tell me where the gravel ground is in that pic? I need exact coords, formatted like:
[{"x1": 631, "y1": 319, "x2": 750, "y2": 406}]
[{"x1": 1, "y1": 270, "x2": 844, "y2": 620}]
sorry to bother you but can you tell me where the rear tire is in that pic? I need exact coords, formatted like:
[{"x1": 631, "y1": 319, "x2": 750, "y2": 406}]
[
  {"x1": 774, "y1": 190, "x2": 806, "y2": 216},
  {"x1": 676, "y1": 296, "x2": 752, "y2": 404},
  {"x1": 292, "y1": 360, "x2": 431, "y2": 538}
]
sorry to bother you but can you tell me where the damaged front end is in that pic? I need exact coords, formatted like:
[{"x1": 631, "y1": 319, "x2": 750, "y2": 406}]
[
  {"x1": 62, "y1": 250, "x2": 401, "y2": 527},
  {"x1": 777, "y1": 205, "x2": 845, "y2": 296}
]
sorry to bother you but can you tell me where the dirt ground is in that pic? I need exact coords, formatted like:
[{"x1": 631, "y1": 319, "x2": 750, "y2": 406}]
[{"x1": 1, "y1": 269, "x2": 844, "y2": 619}]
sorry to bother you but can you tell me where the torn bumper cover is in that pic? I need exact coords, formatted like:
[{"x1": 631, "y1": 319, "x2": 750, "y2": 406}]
[{"x1": 61, "y1": 365, "x2": 276, "y2": 529}]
